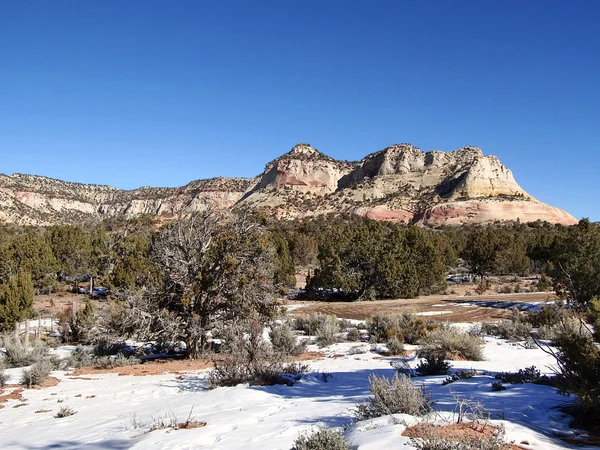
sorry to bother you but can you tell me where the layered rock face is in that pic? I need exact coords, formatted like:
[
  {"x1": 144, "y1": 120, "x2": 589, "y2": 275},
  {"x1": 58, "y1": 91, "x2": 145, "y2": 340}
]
[
  {"x1": 0, "y1": 143, "x2": 578, "y2": 226},
  {"x1": 0, "y1": 174, "x2": 252, "y2": 226}
]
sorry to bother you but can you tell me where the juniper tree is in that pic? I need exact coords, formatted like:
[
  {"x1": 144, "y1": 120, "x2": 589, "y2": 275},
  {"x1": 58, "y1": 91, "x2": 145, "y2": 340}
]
[
  {"x1": 0, "y1": 271, "x2": 34, "y2": 333},
  {"x1": 110, "y1": 209, "x2": 280, "y2": 358}
]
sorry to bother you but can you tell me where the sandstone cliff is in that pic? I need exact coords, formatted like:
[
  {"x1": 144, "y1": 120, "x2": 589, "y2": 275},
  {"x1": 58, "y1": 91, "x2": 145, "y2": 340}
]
[{"x1": 0, "y1": 143, "x2": 577, "y2": 226}]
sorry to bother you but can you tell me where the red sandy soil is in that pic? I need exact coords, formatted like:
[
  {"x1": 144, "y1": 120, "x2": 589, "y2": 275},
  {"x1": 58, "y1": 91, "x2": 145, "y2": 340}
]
[
  {"x1": 403, "y1": 423, "x2": 526, "y2": 449},
  {"x1": 65, "y1": 351, "x2": 326, "y2": 377},
  {"x1": 0, "y1": 388, "x2": 24, "y2": 409}
]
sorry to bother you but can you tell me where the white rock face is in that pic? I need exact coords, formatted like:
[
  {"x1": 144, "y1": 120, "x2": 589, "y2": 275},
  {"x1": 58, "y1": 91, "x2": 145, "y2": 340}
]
[
  {"x1": 451, "y1": 155, "x2": 530, "y2": 200},
  {"x1": 0, "y1": 143, "x2": 578, "y2": 226}
]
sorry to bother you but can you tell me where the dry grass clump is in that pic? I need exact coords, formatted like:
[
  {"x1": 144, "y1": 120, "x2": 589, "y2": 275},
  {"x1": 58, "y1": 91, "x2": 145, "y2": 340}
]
[
  {"x1": 354, "y1": 373, "x2": 431, "y2": 420},
  {"x1": 55, "y1": 405, "x2": 76, "y2": 418}
]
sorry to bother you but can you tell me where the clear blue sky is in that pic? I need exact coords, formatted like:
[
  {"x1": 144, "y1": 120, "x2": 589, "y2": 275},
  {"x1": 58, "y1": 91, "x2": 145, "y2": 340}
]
[{"x1": 1, "y1": 1, "x2": 598, "y2": 220}]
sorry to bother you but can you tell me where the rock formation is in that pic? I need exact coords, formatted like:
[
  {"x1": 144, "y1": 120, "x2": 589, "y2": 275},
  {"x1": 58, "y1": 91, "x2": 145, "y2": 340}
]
[{"x1": 0, "y1": 143, "x2": 578, "y2": 226}]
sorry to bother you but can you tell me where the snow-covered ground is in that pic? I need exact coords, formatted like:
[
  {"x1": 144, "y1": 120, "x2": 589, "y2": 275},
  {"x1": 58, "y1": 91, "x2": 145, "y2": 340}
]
[{"x1": 1, "y1": 336, "x2": 597, "y2": 449}]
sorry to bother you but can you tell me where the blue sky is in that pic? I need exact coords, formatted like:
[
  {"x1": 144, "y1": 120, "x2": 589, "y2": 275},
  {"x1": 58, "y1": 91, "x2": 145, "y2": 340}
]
[{"x1": 1, "y1": 1, "x2": 598, "y2": 220}]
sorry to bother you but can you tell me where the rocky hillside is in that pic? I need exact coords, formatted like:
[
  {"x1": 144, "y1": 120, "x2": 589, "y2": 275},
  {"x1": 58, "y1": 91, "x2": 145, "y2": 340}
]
[{"x1": 0, "y1": 143, "x2": 577, "y2": 226}]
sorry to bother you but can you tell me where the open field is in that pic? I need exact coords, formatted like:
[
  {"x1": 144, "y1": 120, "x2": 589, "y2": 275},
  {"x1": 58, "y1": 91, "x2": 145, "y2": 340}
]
[{"x1": 287, "y1": 291, "x2": 556, "y2": 322}]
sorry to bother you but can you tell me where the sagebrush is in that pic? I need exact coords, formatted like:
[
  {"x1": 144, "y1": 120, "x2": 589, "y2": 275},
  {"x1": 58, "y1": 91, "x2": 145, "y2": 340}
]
[
  {"x1": 419, "y1": 327, "x2": 484, "y2": 361},
  {"x1": 354, "y1": 373, "x2": 431, "y2": 420},
  {"x1": 291, "y1": 428, "x2": 349, "y2": 450}
]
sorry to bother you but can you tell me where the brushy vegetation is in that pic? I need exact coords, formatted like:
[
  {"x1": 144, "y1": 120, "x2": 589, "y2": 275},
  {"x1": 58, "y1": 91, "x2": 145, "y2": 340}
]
[
  {"x1": 293, "y1": 313, "x2": 340, "y2": 336},
  {"x1": 385, "y1": 337, "x2": 406, "y2": 355},
  {"x1": 92, "y1": 353, "x2": 140, "y2": 369},
  {"x1": 315, "y1": 316, "x2": 342, "y2": 347},
  {"x1": 0, "y1": 334, "x2": 49, "y2": 368},
  {"x1": 0, "y1": 360, "x2": 8, "y2": 388},
  {"x1": 494, "y1": 366, "x2": 554, "y2": 386},
  {"x1": 416, "y1": 355, "x2": 452, "y2": 376},
  {"x1": 55, "y1": 405, "x2": 76, "y2": 418},
  {"x1": 419, "y1": 327, "x2": 484, "y2": 362},
  {"x1": 291, "y1": 428, "x2": 349, "y2": 450},
  {"x1": 442, "y1": 370, "x2": 477, "y2": 386},
  {"x1": 354, "y1": 373, "x2": 431, "y2": 420},
  {"x1": 208, "y1": 323, "x2": 310, "y2": 388},
  {"x1": 346, "y1": 327, "x2": 361, "y2": 342},
  {"x1": 367, "y1": 312, "x2": 437, "y2": 345},
  {"x1": 552, "y1": 328, "x2": 600, "y2": 429},
  {"x1": 63, "y1": 346, "x2": 139, "y2": 370},
  {"x1": 480, "y1": 320, "x2": 532, "y2": 341},
  {"x1": 270, "y1": 323, "x2": 306, "y2": 356},
  {"x1": 20, "y1": 358, "x2": 53, "y2": 388},
  {"x1": 491, "y1": 381, "x2": 506, "y2": 391}
]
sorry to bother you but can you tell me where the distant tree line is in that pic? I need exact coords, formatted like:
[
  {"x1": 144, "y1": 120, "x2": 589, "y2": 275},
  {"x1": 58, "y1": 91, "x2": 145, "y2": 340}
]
[{"x1": 0, "y1": 212, "x2": 599, "y2": 333}]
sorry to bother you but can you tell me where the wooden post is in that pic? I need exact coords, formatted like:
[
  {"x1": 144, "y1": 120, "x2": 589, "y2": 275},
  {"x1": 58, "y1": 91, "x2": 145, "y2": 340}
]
[{"x1": 24, "y1": 320, "x2": 30, "y2": 349}]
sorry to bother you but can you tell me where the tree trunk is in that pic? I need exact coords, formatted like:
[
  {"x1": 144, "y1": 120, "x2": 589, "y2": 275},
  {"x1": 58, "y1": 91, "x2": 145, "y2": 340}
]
[{"x1": 186, "y1": 337, "x2": 201, "y2": 359}]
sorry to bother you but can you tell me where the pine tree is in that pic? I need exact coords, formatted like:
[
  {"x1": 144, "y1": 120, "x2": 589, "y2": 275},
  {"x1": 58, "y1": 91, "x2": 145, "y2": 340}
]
[{"x1": 0, "y1": 271, "x2": 35, "y2": 331}]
